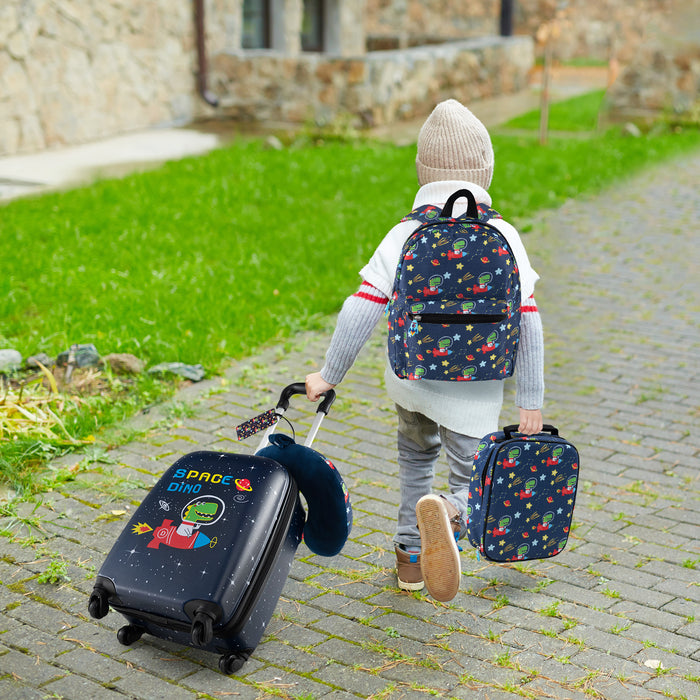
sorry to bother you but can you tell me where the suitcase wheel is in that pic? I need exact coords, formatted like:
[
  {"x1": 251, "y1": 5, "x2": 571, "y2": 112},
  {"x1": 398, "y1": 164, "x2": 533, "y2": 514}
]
[
  {"x1": 88, "y1": 588, "x2": 110, "y2": 619},
  {"x1": 219, "y1": 650, "x2": 250, "y2": 675},
  {"x1": 191, "y1": 614, "x2": 214, "y2": 647},
  {"x1": 117, "y1": 624, "x2": 144, "y2": 646}
]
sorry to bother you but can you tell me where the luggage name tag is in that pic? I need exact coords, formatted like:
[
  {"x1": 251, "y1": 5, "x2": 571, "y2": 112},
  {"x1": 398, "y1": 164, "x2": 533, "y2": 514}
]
[{"x1": 236, "y1": 409, "x2": 278, "y2": 440}]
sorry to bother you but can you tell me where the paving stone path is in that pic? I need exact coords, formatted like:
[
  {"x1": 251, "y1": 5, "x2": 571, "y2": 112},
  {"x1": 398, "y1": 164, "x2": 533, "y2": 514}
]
[{"x1": 1, "y1": 151, "x2": 699, "y2": 699}]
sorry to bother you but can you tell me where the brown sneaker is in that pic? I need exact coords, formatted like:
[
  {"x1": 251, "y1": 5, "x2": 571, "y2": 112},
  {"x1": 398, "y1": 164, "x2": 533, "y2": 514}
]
[
  {"x1": 395, "y1": 546, "x2": 424, "y2": 591},
  {"x1": 415, "y1": 495, "x2": 461, "y2": 602}
]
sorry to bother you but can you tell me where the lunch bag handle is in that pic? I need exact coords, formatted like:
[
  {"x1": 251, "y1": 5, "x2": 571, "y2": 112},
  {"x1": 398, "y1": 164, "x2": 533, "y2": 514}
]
[{"x1": 503, "y1": 424, "x2": 559, "y2": 439}]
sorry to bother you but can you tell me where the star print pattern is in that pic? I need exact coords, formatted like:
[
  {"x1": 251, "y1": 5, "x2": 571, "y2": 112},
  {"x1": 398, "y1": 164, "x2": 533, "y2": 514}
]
[
  {"x1": 466, "y1": 428, "x2": 580, "y2": 562},
  {"x1": 235, "y1": 408, "x2": 277, "y2": 440},
  {"x1": 387, "y1": 200, "x2": 521, "y2": 382}
]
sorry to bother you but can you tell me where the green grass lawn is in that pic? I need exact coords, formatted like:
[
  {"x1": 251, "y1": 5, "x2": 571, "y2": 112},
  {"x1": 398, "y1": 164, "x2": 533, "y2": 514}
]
[
  {"x1": 498, "y1": 89, "x2": 607, "y2": 132},
  {"x1": 4, "y1": 117, "x2": 698, "y2": 371},
  {"x1": 1, "y1": 140, "x2": 415, "y2": 369},
  {"x1": 2, "y1": 92, "x2": 700, "y2": 494}
]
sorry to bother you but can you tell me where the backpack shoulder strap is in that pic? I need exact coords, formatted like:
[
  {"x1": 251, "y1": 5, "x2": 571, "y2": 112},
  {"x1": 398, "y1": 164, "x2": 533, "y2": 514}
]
[
  {"x1": 402, "y1": 200, "x2": 503, "y2": 227},
  {"x1": 477, "y1": 203, "x2": 502, "y2": 221},
  {"x1": 400, "y1": 204, "x2": 441, "y2": 224}
]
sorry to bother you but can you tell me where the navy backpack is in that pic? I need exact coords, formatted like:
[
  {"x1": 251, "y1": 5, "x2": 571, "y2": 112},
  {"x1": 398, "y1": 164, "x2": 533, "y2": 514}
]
[{"x1": 387, "y1": 189, "x2": 521, "y2": 382}]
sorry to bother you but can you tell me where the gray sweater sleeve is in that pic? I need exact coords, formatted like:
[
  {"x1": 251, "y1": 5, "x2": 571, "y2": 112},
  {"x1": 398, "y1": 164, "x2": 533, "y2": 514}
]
[
  {"x1": 320, "y1": 290, "x2": 387, "y2": 385},
  {"x1": 515, "y1": 306, "x2": 545, "y2": 410},
  {"x1": 321, "y1": 285, "x2": 544, "y2": 405}
]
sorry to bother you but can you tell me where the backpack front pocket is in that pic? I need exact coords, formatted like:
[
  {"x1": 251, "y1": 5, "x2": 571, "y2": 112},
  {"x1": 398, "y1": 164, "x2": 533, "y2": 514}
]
[
  {"x1": 407, "y1": 297, "x2": 509, "y2": 325},
  {"x1": 400, "y1": 298, "x2": 517, "y2": 381}
]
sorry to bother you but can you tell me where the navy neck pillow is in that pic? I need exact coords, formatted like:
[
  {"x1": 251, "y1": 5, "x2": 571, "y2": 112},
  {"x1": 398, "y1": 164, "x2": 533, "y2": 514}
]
[{"x1": 258, "y1": 433, "x2": 352, "y2": 557}]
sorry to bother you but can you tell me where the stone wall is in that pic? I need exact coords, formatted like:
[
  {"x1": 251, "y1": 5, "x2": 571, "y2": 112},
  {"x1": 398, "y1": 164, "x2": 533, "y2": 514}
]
[
  {"x1": 0, "y1": 0, "x2": 695, "y2": 160},
  {"x1": 211, "y1": 35, "x2": 534, "y2": 127},
  {"x1": 361, "y1": 1, "x2": 682, "y2": 65},
  {"x1": 514, "y1": 0, "x2": 669, "y2": 62},
  {"x1": 0, "y1": 0, "x2": 534, "y2": 157},
  {"x1": 605, "y1": 0, "x2": 700, "y2": 119},
  {"x1": 0, "y1": 0, "x2": 371, "y2": 156},
  {"x1": 207, "y1": 0, "x2": 366, "y2": 57},
  {"x1": 361, "y1": 0, "x2": 700, "y2": 120},
  {"x1": 0, "y1": 1, "x2": 199, "y2": 156},
  {"x1": 364, "y1": 0, "x2": 498, "y2": 48}
]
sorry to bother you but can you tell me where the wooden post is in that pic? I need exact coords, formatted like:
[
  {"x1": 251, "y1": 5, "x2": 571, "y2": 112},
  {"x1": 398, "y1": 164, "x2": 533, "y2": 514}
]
[{"x1": 539, "y1": 32, "x2": 552, "y2": 146}]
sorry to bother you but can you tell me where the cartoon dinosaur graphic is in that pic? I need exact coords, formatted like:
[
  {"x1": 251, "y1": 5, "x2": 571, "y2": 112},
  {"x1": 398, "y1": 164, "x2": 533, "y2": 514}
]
[{"x1": 148, "y1": 495, "x2": 224, "y2": 550}]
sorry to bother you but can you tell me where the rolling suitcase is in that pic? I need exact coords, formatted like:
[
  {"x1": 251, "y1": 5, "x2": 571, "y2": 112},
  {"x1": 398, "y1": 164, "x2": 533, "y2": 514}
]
[
  {"x1": 88, "y1": 383, "x2": 335, "y2": 674},
  {"x1": 466, "y1": 424, "x2": 580, "y2": 563}
]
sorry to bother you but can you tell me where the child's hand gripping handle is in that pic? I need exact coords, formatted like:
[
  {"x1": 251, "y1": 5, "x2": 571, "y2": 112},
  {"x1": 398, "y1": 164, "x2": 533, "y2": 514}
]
[
  {"x1": 257, "y1": 383, "x2": 336, "y2": 451},
  {"x1": 278, "y1": 382, "x2": 336, "y2": 415},
  {"x1": 503, "y1": 424, "x2": 558, "y2": 439}
]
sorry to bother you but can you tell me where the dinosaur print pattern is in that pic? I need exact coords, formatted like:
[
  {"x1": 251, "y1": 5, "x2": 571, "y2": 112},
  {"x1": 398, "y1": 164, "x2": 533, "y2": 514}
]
[
  {"x1": 467, "y1": 428, "x2": 580, "y2": 562},
  {"x1": 387, "y1": 201, "x2": 521, "y2": 382}
]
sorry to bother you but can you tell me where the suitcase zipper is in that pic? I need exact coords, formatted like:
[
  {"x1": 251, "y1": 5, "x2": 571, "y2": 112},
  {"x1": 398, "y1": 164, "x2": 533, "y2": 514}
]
[{"x1": 218, "y1": 479, "x2": 299, "y2": 637}]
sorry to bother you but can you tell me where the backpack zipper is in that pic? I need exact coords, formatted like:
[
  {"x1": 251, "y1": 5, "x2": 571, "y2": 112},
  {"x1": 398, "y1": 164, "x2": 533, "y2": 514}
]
[{"x1": 409, "y1": 312, "x2": 507, "y2": 324}]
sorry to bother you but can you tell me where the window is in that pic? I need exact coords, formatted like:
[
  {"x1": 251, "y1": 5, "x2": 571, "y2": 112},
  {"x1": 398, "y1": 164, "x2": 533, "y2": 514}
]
[
  {"x1": 242, "y1": 0, "x2": 270, "y2": 49},
  {"x1": 301, "y1": 0, "x2": 324, "y2": 52}
]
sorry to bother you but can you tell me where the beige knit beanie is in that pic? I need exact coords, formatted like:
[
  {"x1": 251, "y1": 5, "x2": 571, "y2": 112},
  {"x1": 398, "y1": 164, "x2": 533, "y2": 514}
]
[{"x1": 415, "y1": 99, "x2": 494, "y2": 189}]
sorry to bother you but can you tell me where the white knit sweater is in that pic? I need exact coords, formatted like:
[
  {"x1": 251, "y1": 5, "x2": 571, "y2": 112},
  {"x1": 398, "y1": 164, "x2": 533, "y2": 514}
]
[{"x1": 320, "y1": 181, "x2": 544, "y2": 437}]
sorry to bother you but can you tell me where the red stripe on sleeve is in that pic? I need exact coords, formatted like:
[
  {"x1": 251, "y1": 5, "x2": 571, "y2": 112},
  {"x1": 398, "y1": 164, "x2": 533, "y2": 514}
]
[
  {"x1": 353, "y1": 282, "x2": 388, "y2": 305},
  {"x1": 520, "y1": 295, "x2": 538, "y2": 313}
]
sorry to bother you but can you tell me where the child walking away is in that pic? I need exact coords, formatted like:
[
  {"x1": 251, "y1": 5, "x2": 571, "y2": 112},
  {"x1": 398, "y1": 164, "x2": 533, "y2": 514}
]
[{"x1": 306, "y1": 99, "x2": 545, "y2": 602}]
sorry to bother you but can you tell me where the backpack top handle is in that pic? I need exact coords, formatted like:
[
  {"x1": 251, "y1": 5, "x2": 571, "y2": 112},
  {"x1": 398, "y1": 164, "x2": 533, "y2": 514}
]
[{"x1": 440, "y1": 189, "x2": 479, "y2": 219}]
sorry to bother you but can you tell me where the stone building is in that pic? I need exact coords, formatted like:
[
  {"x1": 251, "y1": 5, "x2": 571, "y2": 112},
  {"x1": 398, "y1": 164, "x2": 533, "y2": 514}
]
[
  {"x1": 0, "y1": 1, "x2": 530, "y2": 157},
  {"x1": 516, "y1": 0, "x2": 700, "y2": 121},
  {"x1": 0, "y1": 1, "x2": 696, "y2": 158},
  {"x1": 601, "y1": 0, "x2": 700, "y2": 121},
  {"x1": 209, "y1": 2, "x2": 535, "y2": 127}
]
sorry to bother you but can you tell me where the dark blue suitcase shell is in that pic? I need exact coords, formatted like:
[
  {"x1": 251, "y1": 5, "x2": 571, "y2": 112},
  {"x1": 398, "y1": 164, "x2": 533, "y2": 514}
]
[
  {"x1": 466, "y1": 425, "x2": 579, "y2": 562},
  {"x1": 89, "y1": 450, "x2": 304, "y2": 673}
]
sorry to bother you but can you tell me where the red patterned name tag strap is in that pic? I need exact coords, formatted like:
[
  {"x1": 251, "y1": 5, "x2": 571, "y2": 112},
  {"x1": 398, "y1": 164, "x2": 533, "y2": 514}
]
[{"x1": 236, "y1": 409, "x2": 278, "y2": 440}]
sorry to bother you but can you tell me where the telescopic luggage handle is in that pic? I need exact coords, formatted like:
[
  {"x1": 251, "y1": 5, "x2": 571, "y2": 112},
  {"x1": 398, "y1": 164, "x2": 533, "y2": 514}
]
[
  {"x1": 257, "y1": 382, "x2": 336, "y2": 451},
  {"x1": 503, "y1": 424, "x2": 559, "y2": 439},
  {"x1": 277, "y1": 382, "x2": 336, "y2": 415}
]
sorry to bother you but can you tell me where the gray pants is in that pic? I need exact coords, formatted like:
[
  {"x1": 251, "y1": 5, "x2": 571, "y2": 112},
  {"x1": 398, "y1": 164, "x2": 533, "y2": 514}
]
[{"x1": 395, "y1": 404, "x2": 480, "y2": 549}]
